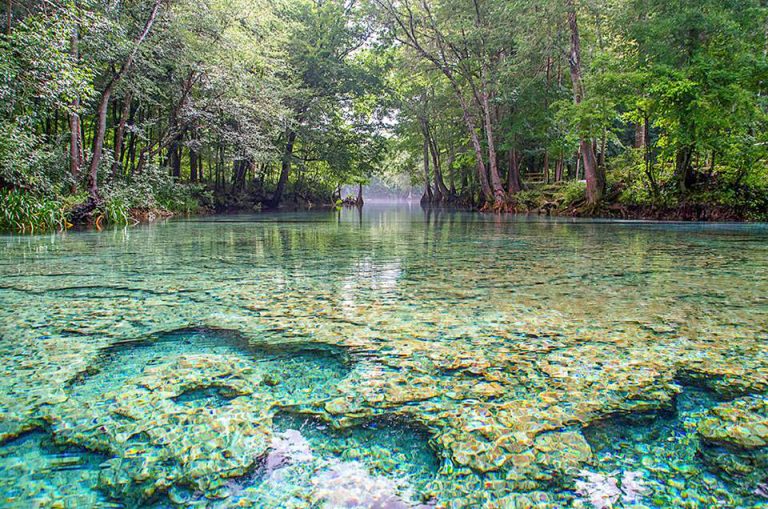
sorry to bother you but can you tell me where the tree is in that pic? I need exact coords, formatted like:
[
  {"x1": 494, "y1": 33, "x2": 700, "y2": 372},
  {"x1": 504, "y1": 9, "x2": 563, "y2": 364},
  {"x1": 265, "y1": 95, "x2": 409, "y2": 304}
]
[{"x1": 565, "y1": 0, "x2": 604, "y2": 205}]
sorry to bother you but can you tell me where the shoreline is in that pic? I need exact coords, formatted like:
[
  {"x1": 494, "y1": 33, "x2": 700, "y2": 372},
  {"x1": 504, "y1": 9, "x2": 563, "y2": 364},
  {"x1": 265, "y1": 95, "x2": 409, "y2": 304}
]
[{"x1": 2, "y1": 201, "x2": 764, "y2": 235}]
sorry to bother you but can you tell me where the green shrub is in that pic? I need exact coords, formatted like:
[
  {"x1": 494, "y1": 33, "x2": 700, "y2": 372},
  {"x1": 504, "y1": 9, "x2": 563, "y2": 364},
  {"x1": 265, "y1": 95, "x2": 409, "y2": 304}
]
[
  {"x1": 0, "y1": 120, "x2": 68, "y2": 194},
  {"x1": 560, "y1": 180, "x2": 586, "y2": 206},
  {"x1": 155, "y1": 182, "x2": 208, "y2": 214},
  {"x1": 104, "y1": 165, "x2": 208, "y2": 216},
  {"x1": 514, "y1": 190, "x2": 544, "y2": 210}
]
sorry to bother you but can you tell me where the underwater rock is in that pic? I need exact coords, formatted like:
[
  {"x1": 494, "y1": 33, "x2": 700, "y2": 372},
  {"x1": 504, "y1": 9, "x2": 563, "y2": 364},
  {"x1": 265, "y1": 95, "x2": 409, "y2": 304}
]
[
  {"x1": 697, "y1": 395, "x2": 768, "y2": 449},
  {"x1": 4, "y1": 215, "x2": 768, "y2": 507},
  {"x1": 35, "y1": 326, "x2": 362, "y2": 503},
  {"x1": 311, "y1": 460, "x2": 418, "y2": 509},
  {"x1": 0, "y1": 430, "x2": 111, "y2": 507},
  {"x1": 482, "y1": 491, "x2": 557, "y2": 509},
  {"x1": 676, "y1": 359, "x2": 768, "y2": 399},
  {"x1": 53, "y1": 354, "x2": 276, "y2": 503},
  {"x1": 696, "y1": 394, "x2": 768, "y2": 492},
  {"x1": 532, "y1": 430, "x2": 593, "y2": 481},
  {"x1": 265, "y1": 429, "x2": 314, "y2": 474}
]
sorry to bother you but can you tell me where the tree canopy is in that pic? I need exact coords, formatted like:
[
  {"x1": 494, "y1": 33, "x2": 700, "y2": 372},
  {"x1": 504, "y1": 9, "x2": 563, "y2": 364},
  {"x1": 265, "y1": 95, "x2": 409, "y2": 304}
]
[{"x1": 2, "y1": 0, "x2": 768, "y2": 230}]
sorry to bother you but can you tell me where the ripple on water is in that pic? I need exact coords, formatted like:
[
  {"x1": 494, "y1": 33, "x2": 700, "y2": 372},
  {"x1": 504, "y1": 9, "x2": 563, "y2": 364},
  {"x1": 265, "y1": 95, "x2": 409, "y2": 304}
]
[{"x1": 2, "y1": 209, "x2": 768, "y2": 507}]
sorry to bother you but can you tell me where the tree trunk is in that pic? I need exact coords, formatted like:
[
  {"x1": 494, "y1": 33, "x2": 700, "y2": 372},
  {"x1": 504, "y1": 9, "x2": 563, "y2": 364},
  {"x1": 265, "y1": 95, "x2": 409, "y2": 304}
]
[
  {"x1": 634, "y1": 121, "x2": 646, "y2": 148},
  {"x1": 421, "y1": 125, "x2": 433, "y2": 204},
  {"x1": 356, "y1": 183, "x2": 364, "y2": 206},
  {"x1": 216, "y1": 145, "x2": 224, "y2": 190},
  {"x1": 599, "y1": 129, "x2": 607, "y2": 168},
  {"x1": 232, "y1": 159, "x2": 248, "y2": 192},
  {"x1": 87, "y1": 93, "x2": 112, "y2": 196},
  {"x1": 168, "y1": 142, "x2": 181, "y2": 179},
  {"x1": 675, "y1": 146, "x2": 695, "y2": 193},
  {"x1": 555, "y1": 156, "x2": 564, "y2": 182},
  {"x1": 189, "y1": 143, "x2": 198, "y2": 182},
  {"x1": 566, "y1": 0, "x2": 604, "y2": 205},
  {"x1": 575, "y1": 148, "x2": 581, "y2": 180},
  {"x1": 87, "y1": 0, "x2": 161, "y2": 200},
  {"x1": 443, "y1": 77, "x2": 492, "y2": 204},
  {"x1": 460, "y1": 161, "x2": 469, "y2": 198},
  {"x1": 447, "y1": 144, "x2": 456, "y2": 195},
  {"x1": 429, "y1": 134, "x2": 450, "y2": 200},
  {"x1": 68, "y1": 28, "x2": 83, "y2": 193},
  {"x1": 270, "y1": 129, "x2": 296, "y2": 208},
  {"x1": 111, "y1": 92, "x2": 132, "y2": 179},
  {"x1": 453, "y1": 103, "x2": 492, "y2": 202},
  {"x1": 480, "y1": 63, "x2": 505, "y2": 206},
  {"x1": 508, "y1": 150, "x2": 523, "y2": 194}
]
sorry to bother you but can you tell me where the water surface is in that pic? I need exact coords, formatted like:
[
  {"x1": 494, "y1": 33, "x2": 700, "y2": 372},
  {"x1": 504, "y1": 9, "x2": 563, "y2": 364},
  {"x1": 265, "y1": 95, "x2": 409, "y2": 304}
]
[{"x1": 0, "y1": 207, "x2": 767, "y2": 508}]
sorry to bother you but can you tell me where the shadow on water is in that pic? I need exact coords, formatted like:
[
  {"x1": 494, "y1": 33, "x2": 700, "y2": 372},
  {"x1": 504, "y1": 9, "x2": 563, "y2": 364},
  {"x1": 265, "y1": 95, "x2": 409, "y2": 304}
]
[{"x1": 0, "y1": 429, "x2": 112, "y2": 506}]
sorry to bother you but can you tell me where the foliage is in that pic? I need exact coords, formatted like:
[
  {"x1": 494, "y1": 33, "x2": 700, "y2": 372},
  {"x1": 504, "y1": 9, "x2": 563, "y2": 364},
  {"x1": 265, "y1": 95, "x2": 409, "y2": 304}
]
[
  {"x1": 0, "y1": 120, "x2": 66, "y2": 194},
  {"x1": 513, "y1": 190, "x2": 544, "y2": 210},
  {"x1": 1, "y1": 0, "x2": 768, "y2": 231},
  {"x1": 560, "y1": 181, "x2": 587, "y2": 207},
  {"x1": 0, "y1": 189, "x2": 67, "y2": 232}
]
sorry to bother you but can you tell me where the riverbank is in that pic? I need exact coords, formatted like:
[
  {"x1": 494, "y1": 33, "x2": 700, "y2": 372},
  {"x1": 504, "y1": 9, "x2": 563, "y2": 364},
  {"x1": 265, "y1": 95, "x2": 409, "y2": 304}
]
[
  {"x1": 3, "y1": 183, "x2": 767, "y2": 234},
  {"x1": 0, "y1": 182, "x2": 209, "y2": 233},
  {"x1": 501, "y1": 182, "x2": 768, "y2": 222}
]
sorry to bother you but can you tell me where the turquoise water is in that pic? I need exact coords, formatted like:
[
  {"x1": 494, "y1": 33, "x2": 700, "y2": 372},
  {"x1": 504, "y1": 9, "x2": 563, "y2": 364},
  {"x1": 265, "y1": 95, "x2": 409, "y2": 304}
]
[{"x1": 0, "y1": 206, "x2": 767, "y2": 508}]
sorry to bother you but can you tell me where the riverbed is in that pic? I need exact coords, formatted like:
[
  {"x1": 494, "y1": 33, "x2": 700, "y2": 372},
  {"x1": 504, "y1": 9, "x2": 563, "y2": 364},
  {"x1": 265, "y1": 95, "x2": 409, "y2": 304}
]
[{"x1": 0, "y1": 206, "x2": 766, "y2": 508}]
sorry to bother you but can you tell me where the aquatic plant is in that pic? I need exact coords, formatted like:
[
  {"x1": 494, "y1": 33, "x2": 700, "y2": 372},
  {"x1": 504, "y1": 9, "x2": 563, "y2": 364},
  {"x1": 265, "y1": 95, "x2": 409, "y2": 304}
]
[
  {"x1": 0, "y1": 188, "x2": 67, "y2": 232},
  {"x1": 755, "y1": 482, "x2": 768, "y2": 498}
]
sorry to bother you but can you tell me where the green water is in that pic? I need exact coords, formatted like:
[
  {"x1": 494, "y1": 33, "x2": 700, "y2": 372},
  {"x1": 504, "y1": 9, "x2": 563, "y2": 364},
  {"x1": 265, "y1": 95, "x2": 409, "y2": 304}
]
[{"x1": 0, "y1": 206, "x2": 767, "y2": 508}]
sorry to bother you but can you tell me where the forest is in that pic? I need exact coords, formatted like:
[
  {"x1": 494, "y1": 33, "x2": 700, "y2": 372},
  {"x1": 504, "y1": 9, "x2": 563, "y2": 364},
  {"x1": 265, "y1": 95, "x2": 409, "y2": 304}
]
[
  {"x1": 2, "y1": 3, "x2": 768, "y2": 508},
  {"x1": 2, "y1": 0, "x2": 768, "y2": 231}
]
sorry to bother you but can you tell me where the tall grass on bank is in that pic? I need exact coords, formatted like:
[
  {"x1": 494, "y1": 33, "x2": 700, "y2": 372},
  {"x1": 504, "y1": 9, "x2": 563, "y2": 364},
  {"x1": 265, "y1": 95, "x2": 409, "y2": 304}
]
[{"x1": 0, "y1": 189, "x2": 68, "y2": 233}]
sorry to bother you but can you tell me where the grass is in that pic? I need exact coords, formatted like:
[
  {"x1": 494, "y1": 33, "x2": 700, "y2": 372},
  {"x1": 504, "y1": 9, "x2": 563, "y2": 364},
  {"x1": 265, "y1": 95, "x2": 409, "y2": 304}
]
[{"x1": 0, "y1": 189, "x2": 68, "y2": 233}]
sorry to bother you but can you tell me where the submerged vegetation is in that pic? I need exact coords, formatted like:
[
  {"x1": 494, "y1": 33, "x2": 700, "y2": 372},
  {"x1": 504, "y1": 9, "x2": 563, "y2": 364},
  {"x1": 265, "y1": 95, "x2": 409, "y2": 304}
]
[{"x1": 2, "y1": 0, "x2": 768, "y2": 230}]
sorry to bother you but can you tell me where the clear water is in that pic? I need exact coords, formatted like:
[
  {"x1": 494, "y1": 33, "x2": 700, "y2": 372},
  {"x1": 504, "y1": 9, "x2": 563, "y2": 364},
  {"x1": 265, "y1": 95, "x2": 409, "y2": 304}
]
[{"x1": 0, "y1": 206, "x2": 767, "y2": 508}]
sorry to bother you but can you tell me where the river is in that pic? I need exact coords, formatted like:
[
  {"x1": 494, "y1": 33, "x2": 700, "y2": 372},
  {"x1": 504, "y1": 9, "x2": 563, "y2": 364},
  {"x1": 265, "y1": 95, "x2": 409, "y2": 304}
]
[{"x1": 0, "y1": 206, "x2": 766, "y2": 508}]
